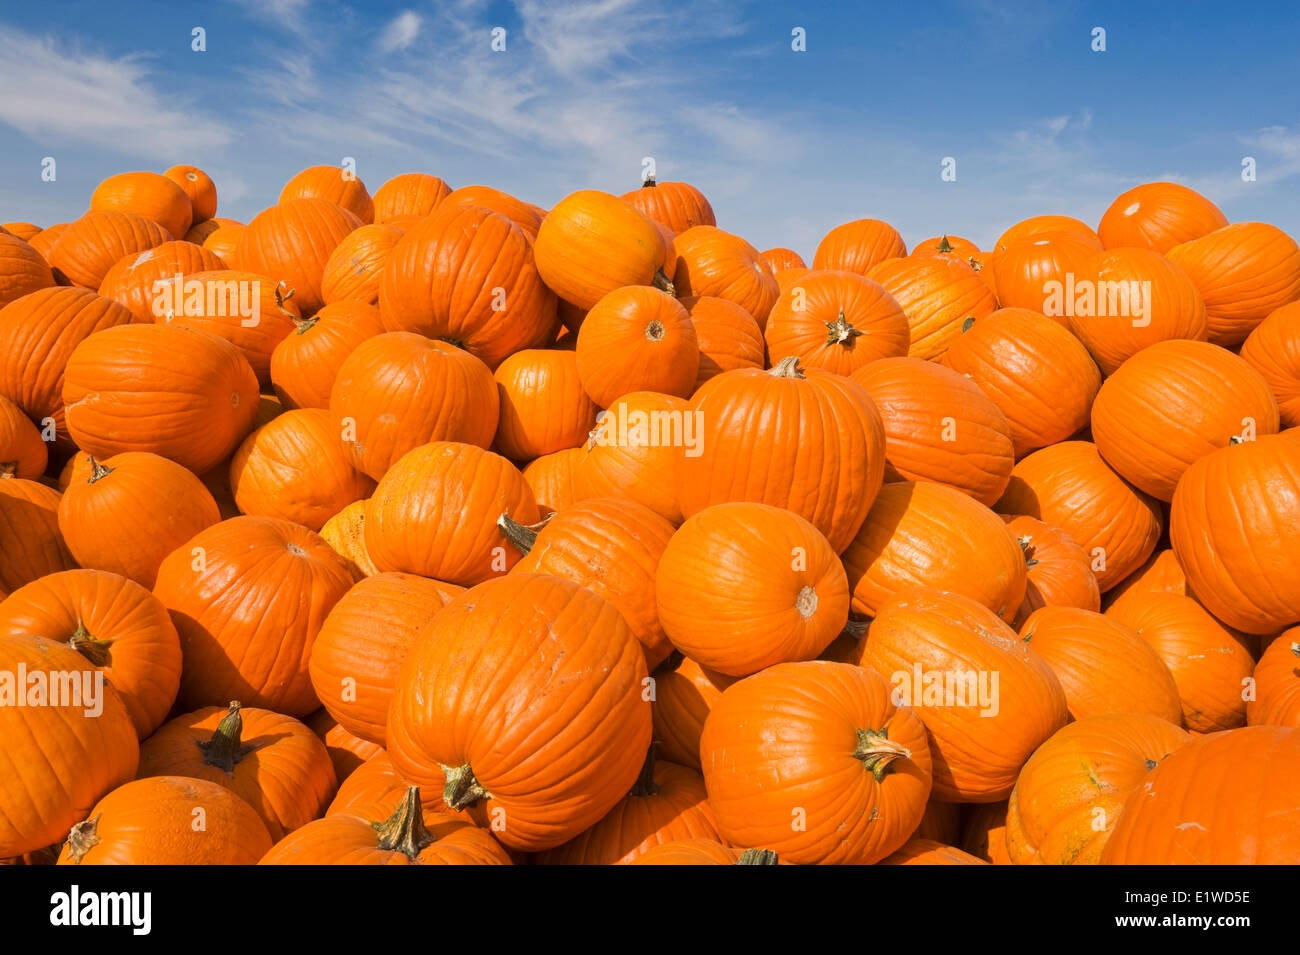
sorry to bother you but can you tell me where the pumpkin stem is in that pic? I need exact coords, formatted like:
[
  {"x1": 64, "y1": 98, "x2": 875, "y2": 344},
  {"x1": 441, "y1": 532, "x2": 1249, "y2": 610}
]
[
  {"x1": 854, "y1": 728, "x2": 911, "y2": 782},
  {"x1": 1016, "y1": 535, "x2": 1040, "y2": 568},
  {"x1": 1290, "y1": 641, "x2": 1300, "y2": 658},
  {"x1": 935, "y1": 236, "x2": 955, "y2": 253},
  {"x1": 372, "y1": 786, "x2": 434, "y2": 859},
  {"x1": 197, "y1": 701, "x2": 247, "y2": 773},
  {"x1": 275, "y1": 284, "x2": 296, "y2": 308},
  {"x1": 64, "y1": 815, "x2": 101, "y2": 865},
  {"x1": 292, "y1": 316, "x2": 319, "y2": 336},
  {"x1": 496, "y1": 511, "x2": 545, "y2": 556},
  {"x1": 644, "y1": 319, "x2": 666, "y2": 342},
  {"x1": 795, "y1": 585, "x2": 819, "y2": 619},
  {"x1": 442, "y1": 762, "x2": 490, "y2": 811},
  {"x1": 651, "y1": 267, "x2": 675, "y2": 296},
  {"x1": 85, "y1": 455, "x2": 113, "y2": 484},
  {"x1": 642, "y1": 176, "x2": 657, "y2": 188},
  {"x1": 736, "y1": 848, "x2": 779, "y2": 865},
  {"x1": 769, "y1": 356, "x2": 806, "y2": 379},
  {"x1": 68, "y1": 620, "x2": 112, "y2": 667},
  {"x1": 628, "y1": 744, "x2": 660, "y2": 798},
  {"x1": 0, "y1": 461, "x2": 18, "y2": 478},
  {"x1": 961, "y1": 316, "x2": 977, "y2": 333},
  {"x1": 824, "y1": 309, "x2": 863, "y2": 347}
]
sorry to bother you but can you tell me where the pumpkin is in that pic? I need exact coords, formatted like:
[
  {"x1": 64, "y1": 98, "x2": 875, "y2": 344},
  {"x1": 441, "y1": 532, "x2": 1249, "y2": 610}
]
[
  {"x1": 229, "y1": 408, "x2": 375, "y2": 530},
  {"x1": 677, "y1": 358, "x2": 886, "y2": 552},
  {"x1": 319, "y1": 499, "x2": 380, "y2": 577},
  {"x1": 991, "y1": 230, "x2": 1103, "y2": 315},
  {"x1": 866, "y1": 254, "x2": 998, "y2": 360},
  {"x1": 202, "y1": 221, "x2": 246, "y2": 266},
  {"x1": 28, "y1": 223, "x2": 70, "y2": 261},
  {"x1": 279, "y1": 165, "x2": 374, "y2": 223},
  {"x1": 679, "y1": 295, "x2": 765, "y2": 390},
  {"x1": 910, "y1": 796, "x2": 962, "y2": 845},
  {"x1": 699, "y1": 660, "x2": 932, "y2": 864},
  {"x1": 1106, "y1": 591, "x2": 1256, "y2": 732},
  {"x1": 164, "y1": 165, "x2": 217, "y2": 223},
  {"x1": 184, "y1": 217, "x2": 225, "y2": 245},
  {"x1": 57, "y1": 452, "x2": 221, "y2": 589},
  {"x1": 537, "y1": 747, "x2": 722, "y2": 865},
  {"x1": 841, "y1": 482, "x2": 1027, "y2": 623},
  {"x1": 967, "y1": 250, "x2": 997, "y2": 298},
  {"x1": 491, "y1": 349, "x2": 597, "y2": 461},
  {"x1": 327, "y1": 750, "x2": 429, "y2": 816},
  {"x1": 1, "y1": 222, "x2": 42, "y2": 242},
  {"x1": 236, "y1": 198, "x2": 362, "y2": 315},
  {"x1": 1103, "y1": 548, "x2": 1190, "y2": 609},
  {"x1": 942, "y1": 308, "x2": 1102, "y2": 458},
  {"x1": 62, "y1": 323, "x2": 260, "y2": 474},
  {"x1": 0, "y1": 478, "x2": 76, "y2": 593},
  {"x1": 1004, "y1": 514, "x2": 1100, "y2": 626},
  {"x1": 372, "y1": 172, "x2": 452, "y2": 223},
  {"x1": 0, "y1": 634, "x2": 139, "y2": 857},
  {"x1": 1091, "y1": 339, "x2": 1278, "y2": 500},
  {"x1": 309, "y1": 572, "x2": 464, "y2": 745},
  {"x1": 911, "y1": 235, "x2": 982, "y2": 261},
  {"x1": 153, "y1": 515, "x2": 355, "y2": 715},
  {"x1": 879, "y1": 839, "x2": 987, "y2": 865},
  {"x1": 1019, "y1": 606, "x2": 1183, "y2": 723},
  {"x1": 330, "y1": 332, "x2": 499, "y2": 480},
  {"x1": 1240, "y1": 302, "x2": 1300, "y2": 427},
  {"x1": 764, "y1": 270, "x2": 909, "y2": 375},
  {"x1": 629, "y1": 840, "x2": 771, "y2": 865},
  {"x1": 760, "y1": 247, "x2": 806, "y2": 272},
  {"x1": 270, "y1": 301, "x2": 384, "y2": 410},
  {"x1": 48, "y1": 211, "x2": 172, "y2": 289},
  {"x1": 994, "y1": 215, "x2": 1100, "y2": 251},
  {"x1": 859, "y1": 588, "x2": 1068, "y2": 802},
  {"x1": 137, "y1": 701, "x2": 336, "y2": 840},
  {"x1": 1006, "y1": 713, "x2": 1190, "y2": 865},
  {"x1": 508, "y1": 496, "x2": 676, "y2": 669},
  {"x1": 320, "y1": 223, "x2": 403, "y2": 306},
  {"x1": 657, "y1": 502, "x2": 849, "y2": 676},
  {"x1": 995, "y1": 441, "x2": 1163, "y2": 591},
  {"x1": 1249, "y1": 632, "x2": 1300, "y2": 728},
  {"x1": 575, "y1": 285, "x2": 700, "y2": 407},
  {"x1": 620, "y1": 178, "x2": 716, "y2": 235},
  {"x1": 386, "y1": 573, "x2": 652, "y2": 851},
  {"x1": 306, "y1": 709, "x2": 382, "y2": 782},
  {"x1": 0, "y1": 233, "x2": 55, "y2": 306},
  {"x1": 1101, "y1": 725, "x2": 1300, "y2": 864},
  {"x1": 775, "y1": 266, "x2": 811, "y2": 294},
  {"x1": 90, "y1": 171, "x2": 193, "y2": 240},
  {"x1": 534, "y1": 189, "x2": 673, "y2": 310},
  {"x1": 1169, "y1": 433, "x2": 1300, "y2": 633},
  {"x1": 812, "y1": 218, "x2": 907, "y2": 276},
  {"x1": 0, "y1": 394, "x2": 46, "y2": 479},
  {"x1": 522, "y1": 447, "x2": 584, "y2": 515},
  {"x1": 672, "y1": 226, "x2": 780, "y2": 328},
  {"x1": 1098, "y1": 181, "x2": 1229, "y2": 254},
  {"x1": 364, "y1": 441, "x2": 539, "y2": 584},
  {"x1": 443, "y1": 185, "x2": 543, "y2": 237},
  {"x1": 961, "y1": 801, "x2": 1012, "y2": 865},
  {"x1": 379, "y1": 202, "x2": 558, "y2": 367},
  {"x1": 58, "y1": 775, "x2": 271, "y2": 865},
  {"x1": 97, "y1": 240, "x2": 228, "y2": 323},
  {"x1": 650, "y1": 653, "x2": 737, "y2": 771}
]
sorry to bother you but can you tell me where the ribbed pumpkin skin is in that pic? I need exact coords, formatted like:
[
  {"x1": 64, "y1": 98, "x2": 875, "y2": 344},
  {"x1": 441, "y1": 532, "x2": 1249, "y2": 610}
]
[
  {"x1": 320, "y1": 223, "x2": 402, "y2": 306},
  {"x1": 49, "y1": 211, "x2": 172, "y2": 289},
  {"x1": 1249, "y1": 631, "x2": 1300, "y2": 728},
  {"x1": 0, "y1": 634, "x2": 140, "y2": 857},
  {"x1": 911, "y1": 235, "x2": 982, "y2": 260},
  {"x1": 1241, "y1": 302, "x2": 1300, "y2": 427},
  {"x1": 621, "y1": 180, "x2": 716, "y2": 235},
  {"x1": 97, "y1": 240, "x2": 227, "y2": 323},
  {"x1": 573, "y1": 391, "x2": 690, "y2": 523},
  {"x1": 867, "y1": 254, "x2": 998, "y2": 360},
  {"x1": 443, "y1": 185, "x2": 543, "y2": 237},
  {"x1": 203, "y1": 221, "x2": 245, "y2": 265},
  {"x1": 994, "y1": 215, "x2": 1100, "y2": 251},
  {"x1": 879, "y1": 838, "x2": 987, "y2": 865},
  {"x1": 522, "y1": 447, "x2": 584, "y2": 515},
  {"x1": 90, "y1": 171, "x2": 193, "y2": 240},
  {"x1": 63, "y1": 323, "x2": 260, "y2": 474},
  {"x1": 0, "y1": 394, "x2": 46, "y2": 478},
  {"x1": 992, "y1": 231, "x2": 1103, "y2": 314},
  {"x1": 628, "y1": 838, "x2": 746, "y2": 864},
  {"x1": 515, "y1": 497, "x2": 676, "y2": 669},
  {"x1": 680, "y1": 295, "x2": 765, "y2": 391},
  {"x1": 279, "y1": 166, "x2": 374, "y2": 223},
  {"x1": 1019, "y1": 606, "x2": 1182, "y2": 724},
  {"x1": 761, "y1": 247, "x2": 806, "y2": 273},
  {"x1": 859, "y1": 589, "x2": 1068, "y2": 802},
  {"x1": 1, "y1": 222, "x2": 42, "y2": 241},
  {"x1": 138, "y1": 704, "x2": 336, "y2": 840},
  {"x1": 1169, "y1": 434, "x2": 1300, "y2": 633},
  {"x1": 812, "y1": 219, "x2": 907, "y2": 276},
  {"x1": 237, "y1": 198, "x2": 362, "y2": 315},
  {"x1": 1004, "y1": 514, "x2": 1100, "y2": 626},
  {"x1": 387, "y1": 574, "x2": 652, "y2": 852},
  {"x1": 0, "y1": 233, "x2": 54, "y2": 306},
  {"x1": 1106, "y1": 591, "x2": 1256, "y2": 732},
  {"x1": 230, "y1": 408, "x2": 375, "y2": 530},
  {"x1": 1091, "y1": 340, "x2": 1279, "y2": 501},
  {"x1": 307, "y1": 709, "x2": 382, "y2": 783},
  {"x1": 945, "y1": 309, "x2": 1101, "y2": 459},
  {"x1": 575, "y1": 286, "x2": 700, "y2": 407},
  {"x1": 0, "y1": 478, "x2": 76, "y2": 593},
  {"x1": 364, "y1": 442, "x2": 539, "y2": 585},
  {"x1": 841, "y1": 482, "x2": 1027, "y2": 623},
  {"x1": 309, "y1": 573, "x2": 464, "y2": 745},
  {"x1": 328, "y1": 750, "x2": 428, "y2": 816},
  {"x1": 700, "y1": 660, "x2": 932, "y2": 864},
  {"x1": 57, "y1": 452, "x2": 220, "y2": 589},
  {"x1": 650, "y1": 655, "x2": 737, "y2": 771},
  {"x1": 270, "y1": 301, "x2": 384, "y2": 410},
  {"x1": 372, "y1": 173, "x2": 452, "y2": 223},
  {"x1": 1166, "y1": 222, "x2": 1300, "y2": 346},
  {"x1": 380, "y1": 203, "x2": 557, "y2": 367},
  {"x1": 1103, "y1": 548, "x2": 1189, "y2": 608},
  {"x1": 764, "y1": 270, "x2": 909, "y2": 375},
  {"x1": 1006, "y1": 713, "x2": 1190, "y2": 865},
  {"x1": 319, "y1": 499, "x2": 379, "y2": 578},
  {"x1": 0, "y1": 288, "x2": 133, "y2": 451},
  {"x1": 538, "y1": 758, "x2": 722, "y2": 865},
  {"x1": 672, "y1": 226, "x2": 779, "y2": 327},
  {"x1": 534, "y1": 190, "x2": 670, "y2": 310},
  {"x1": 1066, "y1": 247, "x2": 1208, "y2": 375},
  {"x1": 164, "y1": 165, "x2": 217, "y2": 223},
  {"x1": 1101, "y1": 725, "x2": 1300, "y2": 864},
  {"x1": 28, "y1": 223, "x2": 70, "y2": 260},
  {"x1": 775, "y1": 266, "x2": 811, "y2": 295},
  {"x1": 656, "y1": 502, "x2": 850, "y2": 677},
  {"x1": 153, "y1": 516, "x2": 355, "y2": 715},
  {"x1": 677, "y1": 361, "x2": 886, "y2": 553},
  {"x1": 851, "y1": 357, "x2": 1014, "y2": 505},
  {"x1": 330, "y1": 332, "x2": 499, "y2": 480},
  {"x1": 493, "y1": 350, "x2": 597, "y2": 461},
  {"x1": 996, "y1": 441, "x2": 1162, "y2": 591},
  {"x1": 1098, "y1": 181, "x2": 1228, "y2": 253},
  {"x1": 0, "y1": 569, "x2": 181, "y2": 739}
]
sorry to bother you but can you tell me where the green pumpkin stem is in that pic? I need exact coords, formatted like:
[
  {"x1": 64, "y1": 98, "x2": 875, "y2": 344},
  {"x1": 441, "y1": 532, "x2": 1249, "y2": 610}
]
[
  {"x1": 824, "y1": 309, "x2": 863, "y2": 347},
  {"x1": 652, "y1": 267, "x2": 675, "y2": 296},
  {"x1": 935, "y1": 236, "x2": 955, "y2": 253},
  {"x1": 629, "y1": 744, "x2": 660, "y2": 798},
  {"x1": 63, "y1": 815, "x2": 101, "y2": 865},
  {"x1": 373, "y1": 786, "x2": 434, "y2": 859},
  {"x1": 736, "y1": 848, "x2": 779, "y2": 865},
  {"x1": 197, "y1": 701, "x2": 246, "y2": 773},
  {"x1": 68, "y1": 620, "x2": 112, "y2": 667},
  {"x1": 442, "y1": 762, "x2": 490, "y2": 811},
  {"x1": 854, "y1": 728, "x2": 911, "y2": 782},
  {"x1": 769, "y1": 356, "x2": 805, "y2": 379}
]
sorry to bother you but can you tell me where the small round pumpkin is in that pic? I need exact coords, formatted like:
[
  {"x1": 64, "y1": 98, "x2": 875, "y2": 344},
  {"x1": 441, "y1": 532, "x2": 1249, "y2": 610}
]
[
  {"x1": 620, "y1": 178, "x2": 716, "y2": 234},
  {"x1": 96, "y1": 239, "x2": 226, "y2": 323},
  {"x1": 0, "y1": 394, "x2": 46, "y2": 479},
  {"x1": 575, "y1": 285, "x2": 699, "y2": 407},
  {"x1": 522, "y1": 447, "x2": 584, "y2": 515},
  {"x1": 372, "y1": 172, "x2": 452, "y2": 223},
  {"x1": 493, "y1": 349, "x2": 598, "y2": 461},
  {"x1": 279, "y1": 165, "x2": 374, "y2": 223},
  {"x1": 650, "y1": 654, "x2": 737, "y2": 771},
  {"x1": 992, "y1": 230, "x2": 1103, "y2": 314},
  {"x1": 994, "y1": 215, "x2": 1099, "y2": 251},
  {"x1": 1004, "y1": 514, "x2": 1100, "y2": 626},
  {"x1": 680, "y1": 295, "x2": 765, "y2": 391},
  {"x1": 764, "y1": 269, "x2": 910, "y2": 375},
  {"x1": 761, "y1": 247, "x2": 806, "y2": 273},
  {"x1": 0, "y1": 478, "x2": 77, "y2": 593},
  {"x1": 812, "y1": 218, "x2": 907, "y2": 276},
  {"x1": 0, "y1": 233, "x2": 55, "y2": 306},
  {"x1": 270, "y1": 300, "x2": 384, "y2": 410},
  {"x1": 164, "y1": 165, "x2": 218, "y2": 223}
]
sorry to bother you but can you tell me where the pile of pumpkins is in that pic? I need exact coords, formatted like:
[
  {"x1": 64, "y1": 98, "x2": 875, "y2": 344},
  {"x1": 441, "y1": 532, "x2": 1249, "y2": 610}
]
[{"x1": 1, "y1": 165, "x2": 1298, "y2": 865}]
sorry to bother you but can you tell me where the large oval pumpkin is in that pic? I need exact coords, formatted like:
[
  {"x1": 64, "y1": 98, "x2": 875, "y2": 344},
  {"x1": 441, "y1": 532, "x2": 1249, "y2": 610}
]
[
  {"x1": 90, "y1": 171, "x2": 193, "y2": 240},
  {"x1": 48, "y1": 211, "x2": 172, "y2": 290},
  {"x1": 1097, "y1": 181, "x2": 1228, "y2": 253},
  {"x1": 812, "y1": 219, "x2": 907, "y2": 276},
  {"x1": 236, "y1": 198, "x2": 362, "y2": 315},
  {"x1": 0, "y1": 478, "x2": 77, "y2": 593}
]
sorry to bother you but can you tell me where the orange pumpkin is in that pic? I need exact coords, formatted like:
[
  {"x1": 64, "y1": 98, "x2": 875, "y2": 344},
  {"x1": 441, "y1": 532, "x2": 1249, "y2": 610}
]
[
  {"x1": 0, "y1": 233, "x2": 55, "y2": 306},
  {"x1": 994, "y1": 215, "x2": 1100, "y2": 251},
  {"x1": 48, "y1": 211, "x2": 172, "y2": 289},
  {"x1": 493, "y1": 349, "x2": 598, "y2": 460},
  {"x1": 1, "y1": 222, "x2": 42, "y2": 242},
  {"x1": 306, "y1": 708, "x2": 383, "y2": 783},
  {"x1": 812, "y1": 218, "x2": 907, "y2": 276},
  {"x1": 879, "y1": 839, "x2": 987, "y2": 865},
  {"x1": 372, "y1": 172, "x2": 452, "y2": 223},
  {"x1": 0, "y1": 394, "x2": 46, "y2": 479},
  {"x1": 91, "y1": 171, "x2": 193, "y2": 240},
  {"x1": 992, "y1": 230, "x2": 1103, "y2": 314},
  {"x1": 1004, "y1": 514, "x2": 1100, "y2": 626},
  {"x1": 270, "y1": 301, "x2": 385, "y2": 410},
  {"x1": 164, "y1": 165, "x2": 217, "y2": 223},
  {"x1": 1240, "y1": 302, "x2": 1300, "y2": 427},
  {"x1": 620, "y1": 178, "x2": 716, "y2": 235},
  {"x1": 237, "y1": 198, "x2": 362, "y2": 315},
  {"x1": 911, "y1": 235, "x2": 982, "y2": 261},
  {"x1": 202, "y1": 220, "x2": 246, "y2": 266},
  {"x1": 320, "y1": 223, "x2": 403, "y2": 306},
  {"x1": 1249, "y1": 632, "x2": 1300, "y2": 728},
  {"x1": 650, "y1": 654, "x2": 737, "y2": 771},
  {"x1": 760, "y1": 247, "x2": 806, "y2": 273},
  {"x1": 97, "y1": 239, "x2": 227, "y2": 323},
  {"x1": 677, "y1": 295, "x2": 764, "y2": 391},
  {"x1": 442, "y1": 185, "x2": 543, "y2": 237},
  {"x1": 521, "y1": 447, "x2": 584, "y2": 515},
  {"x1": 279, "y1": 165, "x2": 374, "y2": 223},
  {"x1": 1098, "y1": 181, "x2": 1228, "y2": 253},
  {"x1": 318, "y1": 499, "x2": 379, "y2": 579},
  {"x1": 575, "y1": 285, "x2": 699, "y2": 407},
  {"x1": 764, "y1": 270, "x2": 910, "y2": 375},
  {"x1": 867, "y1": 254, "x2": 998, "y2": 360},
  {"x1": 0, "y1": 479, "x2": 77, "y2": 593},
  {"x1": 672, "y1": 226, "x2": 780, "y2": 328}
]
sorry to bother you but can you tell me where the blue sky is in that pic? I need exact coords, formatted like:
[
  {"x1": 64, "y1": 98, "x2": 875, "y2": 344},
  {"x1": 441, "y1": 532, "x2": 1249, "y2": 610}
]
[{"x1": 1, "y1": 0, "x2": 1298, "y2": 259}]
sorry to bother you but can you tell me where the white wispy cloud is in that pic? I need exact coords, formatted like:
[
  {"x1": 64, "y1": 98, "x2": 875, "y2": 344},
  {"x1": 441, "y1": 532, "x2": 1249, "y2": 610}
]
[{"x1": 377, "y1": 11, "x2": 422, "y2": 52}]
